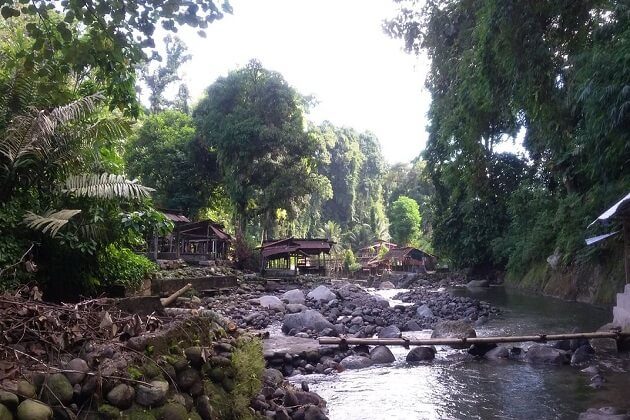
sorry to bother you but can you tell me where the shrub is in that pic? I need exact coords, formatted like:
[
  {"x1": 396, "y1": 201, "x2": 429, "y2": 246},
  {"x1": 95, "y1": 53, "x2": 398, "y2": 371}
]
[{"x1": 97, "y1": 244, "x2": 156, "y2": 290}]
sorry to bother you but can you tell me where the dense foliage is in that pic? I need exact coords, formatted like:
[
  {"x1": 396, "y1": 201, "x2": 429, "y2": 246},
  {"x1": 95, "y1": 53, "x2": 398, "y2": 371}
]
[
  {"x1": 388, "y1": 196, "x2": 421, "y2": 246},
  {"x1": 386, "y1": 0, "x2": 630, "y2": 274}
]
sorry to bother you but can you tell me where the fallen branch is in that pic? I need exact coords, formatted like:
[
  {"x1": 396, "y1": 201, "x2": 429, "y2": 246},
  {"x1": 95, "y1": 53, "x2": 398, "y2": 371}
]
[{"x1": 0, "y1": 243, "x2": 35, "y2": 278}]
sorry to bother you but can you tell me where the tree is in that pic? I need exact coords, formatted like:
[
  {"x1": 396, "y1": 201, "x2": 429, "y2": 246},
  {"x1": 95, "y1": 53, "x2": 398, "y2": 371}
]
[
  {"x1": 386, "y1": 0, "x2": 630, "y2": 273},
  {"x1": 388, "y1": 196, "x2": 421, "y2": 246},
  {"x1": 125, "y1": 110, "x2": 220, "y2": 216},
  {"x1": 0, "y1": 0, "x2": 231, "y2": 115},
  {"x1": 193, "y1": 59, "x2": 331, "y2": 237},
  {"x1": 141, "y1": 35, "x2": 191, "y2": 113}
]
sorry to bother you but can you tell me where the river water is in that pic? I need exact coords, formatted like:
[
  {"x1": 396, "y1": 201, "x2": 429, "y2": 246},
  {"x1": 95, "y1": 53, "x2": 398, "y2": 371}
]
[{"x1": 294, "y1": 286, "x2": 630, "y2": 420}]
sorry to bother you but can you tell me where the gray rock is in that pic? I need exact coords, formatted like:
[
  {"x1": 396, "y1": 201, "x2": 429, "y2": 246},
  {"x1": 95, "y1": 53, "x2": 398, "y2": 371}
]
[
  {"x1": 485, "y1": 346, "x2": 509, "y2": 360},
  {"x1": 136, "y1": 380, "x2": 169, "y2": 406},
  {"x1": 303, "y1": 405, "x2": 329, "y2": 420},
  {"x1": 184, "y1": 346, "x2": 204, "y2": 367},
  {"x1": 524, "y1": 345, "x2": 567, "y2": 365},
  {"x1": 262, "y1": 368, "x2": 284, "y2": 387},
  {"x1": 258, "y1": 295, "x2": 285, "y2": 311},
  {"x1": 307, "y1": 285, "x2": 336, "y2": 302},
  {"x1": 282, "y1": 289, "x2": 306, "y2": 304},
  {"x1": 416, "y1": 304, "x2": 433, "y2": 318},
  {"x1": 406, "y1": 346, "x2": 435, "y2": 362},
  {"x1": 17, "y1": 400, "x2": 52, "y2": 420},
  {"x1": 466, "y1": 279, "x2": 489, "y2": 288},
  {"x1": 42, "y1": 373, "x2": 73, "y2": 405},
  {"x1": 17, "y1": 381, "x2": 35, "y2": 399},
  {"x1": 65, "y1": 358, "x2": 89, "y2": 385},
  {"x1": 571, "y1": 345, "x2": 594, "y2": 366},
  {"x1": 431, "y1": 320, "x2": 476, "y2": 349},
  {"x1": 404, "y1": 320, "x2": 423, "y2": 331},
  {"x1": 378, "y1": 325, "x2": 402, "y2": 339},
  {"x1": 578, "y1": 407, "x2": 629, "y2": 420},
  {"x1": 379, "y1": 281, "x2": 395, "y2": 289},
  {"x1": 371, "y1": 295, "x2": 391, "y2": 309},
  {"x1": 340, "y1": 355, "x2": 373, "y2": 369},
  {"x1": 369, "y1": 346, "x2": 395, "y2": 364},
  {"x1": 157, "y1": 402, "x2": 188, "y2": 420},
  {"x1": 282, "y1": 310, "x2": 334, "y2": 334},
  {"x1": 107, "y1": 384, "x2": 135, "y2": 409},
  {"x1": 286, "y1": 303, "x2": 308, "y2": 313}
]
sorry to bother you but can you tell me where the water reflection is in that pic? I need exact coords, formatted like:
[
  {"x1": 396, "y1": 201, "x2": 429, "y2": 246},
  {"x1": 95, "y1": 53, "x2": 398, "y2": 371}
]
[{"x1": 299, "y1": 286, "x2": 629, "y2": 420}]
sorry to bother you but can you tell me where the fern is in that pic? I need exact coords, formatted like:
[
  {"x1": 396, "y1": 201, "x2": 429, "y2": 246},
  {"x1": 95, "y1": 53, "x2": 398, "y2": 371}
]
[
  {"x1": 62, "y1": 173, "x2": 155, "y2": 200},
  {"x1": 23, "y1": 209, "x2": 82, "y2": 237}
]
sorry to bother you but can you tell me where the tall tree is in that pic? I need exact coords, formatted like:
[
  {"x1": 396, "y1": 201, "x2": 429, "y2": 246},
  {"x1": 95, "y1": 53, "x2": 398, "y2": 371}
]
[
  {"x1": 388, "y1": 196, "x2": 421, "y2": 246},
  {"x1": 193, "y1": 60, "x2": 331, "y2": 237}
]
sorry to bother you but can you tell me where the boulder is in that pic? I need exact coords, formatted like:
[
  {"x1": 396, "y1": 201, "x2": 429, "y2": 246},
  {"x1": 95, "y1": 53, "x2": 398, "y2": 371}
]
[
  {"x1": 404, "y1": 320, "x2": 423, "y2": 331},
  {"x1": 17, "y1": 400, "x2": 52, "y2": 420},
  {"x1": 484, "y1": 346, "x2": 510, "y2": 360},
  {"x1": 369, "y1": 346, "x2": 396, "y2": 364},
  {"x1": 282, "y1": 289, "x2": 306, "y2": 304},
  {"x1": 340, "y1": 355, "x2": 373, "y2": 369},
  {"x1": 378, "y1": 325, "x2": 402, "y2": 339},
  {"x1": 578, "y1": 407, "x2": 630, "y2": 420},
  {"x1": 176, "y1": 368, "x2": 201, "y2": 391},
  {"x1": 431, "y1": 320, "x2": 476, "y2": 349},
  {"x1": 416, "y1": 304, "x2": 433, "y2": 318},
  {"x1": 282, "y1": 310, "x2": 334, "y2": 334},
  {"x1": 307, "y1": 286, "x2": 336, "y2": 303},
  {"x1": 196, "y1": 395, "x2": 217, "y2": 420},
  {"x1": 136, "y1": 380, "x2": 169, "y2": 406},
  {"x1": 65, "y1": 358, "x2": 89, "y2": 385},
  {"x1": 524, "y1": 345, "x2": 567, "y2": 365},
  {"x1": 258, "y1": 296, "x2": 285, "y2": 311},
  {"x1": 466, "y1": 279, "x2": 489, "y2": 288},
  {"x1": 156, "y1": 402, "x2": 188, "y2": 420},
  {"x1": 262, "y1": 368, "x2": 284, "y2": 387},
  {"x1": 571, "y1": 345, "x2": 595, "y2": 366},
  {"x1": 302, "y1": 405, "x2": 329, "y2": 420},
  {"x1": 371, "y1": 295, "x2": 391, "y2": 309},
  {"x1": 107, "y1": 384, "x2": 135, "y2": 409},
  {"x1": 406, "y1": 346, "x2": 435, "y2": 362},
  {"x1": 379, "y1": 281, "x2": 395, "y2": 289},
  {"x1": 286, "y1": 303, "x2": 308, "y2": 313}
]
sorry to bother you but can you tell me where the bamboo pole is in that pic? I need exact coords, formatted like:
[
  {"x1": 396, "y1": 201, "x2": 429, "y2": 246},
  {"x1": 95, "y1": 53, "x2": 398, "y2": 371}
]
[
  {"x1": 318, "y1": 331, "x2": 629, "y2": 347},
  {"x1": 160, "y1": 283, "x2": 192, "y2": 307}
]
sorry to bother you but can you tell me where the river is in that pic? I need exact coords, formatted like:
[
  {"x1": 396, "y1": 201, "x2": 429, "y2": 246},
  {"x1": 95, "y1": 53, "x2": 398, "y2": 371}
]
[{"x1": 293, "y1": 286, "x2": 630, "y2": 420}]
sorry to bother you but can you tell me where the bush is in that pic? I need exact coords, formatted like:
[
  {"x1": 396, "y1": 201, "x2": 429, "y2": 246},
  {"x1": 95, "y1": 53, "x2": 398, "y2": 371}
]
[{"x1": 97, "y1": 245, "x2": 156, "y2": 290}]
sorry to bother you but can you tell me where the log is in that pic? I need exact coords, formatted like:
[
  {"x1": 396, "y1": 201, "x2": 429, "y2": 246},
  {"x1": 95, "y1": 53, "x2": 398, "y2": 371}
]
[
  {"x1": 160, "y1": 283, "x2": 192, "y2": 307},
  {"x1": 318, "y1": 331, "x2": 629, "y2": 347}
]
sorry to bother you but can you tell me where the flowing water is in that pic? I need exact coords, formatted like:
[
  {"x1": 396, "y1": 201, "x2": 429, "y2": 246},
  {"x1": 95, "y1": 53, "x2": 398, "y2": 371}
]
[{"x1": 293, "y1": 286, "x2": 630, "y2": 420}]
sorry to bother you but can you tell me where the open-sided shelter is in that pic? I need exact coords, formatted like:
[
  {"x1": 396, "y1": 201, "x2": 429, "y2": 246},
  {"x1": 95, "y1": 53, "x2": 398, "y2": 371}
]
[{"x1": 260, "y1": 238, "x2": 334, "y2": 276}]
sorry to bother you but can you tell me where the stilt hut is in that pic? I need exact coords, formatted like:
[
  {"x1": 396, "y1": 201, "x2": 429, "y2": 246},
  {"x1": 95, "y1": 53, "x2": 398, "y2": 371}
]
[
  {"x1": 260, "y1": 238, "x2": 334, "y2": 277},
  {"x1": 380, "y1": 247, "x2": 437, "y2": 273}
]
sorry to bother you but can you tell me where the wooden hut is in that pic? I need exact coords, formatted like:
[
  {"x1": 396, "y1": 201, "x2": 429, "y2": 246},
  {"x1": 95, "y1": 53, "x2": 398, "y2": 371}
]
[
  {"x1": 380, "y1": 247, "x2": 437, "y2": 273},
  {"x1": 260, "y1": 238, "x2": 334, "y2": 277}
]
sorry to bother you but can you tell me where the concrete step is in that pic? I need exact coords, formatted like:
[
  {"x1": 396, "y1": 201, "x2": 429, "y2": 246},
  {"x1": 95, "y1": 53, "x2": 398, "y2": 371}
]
[{"x1": 613, "y1": 305, "x2": 630, "y2": 329}]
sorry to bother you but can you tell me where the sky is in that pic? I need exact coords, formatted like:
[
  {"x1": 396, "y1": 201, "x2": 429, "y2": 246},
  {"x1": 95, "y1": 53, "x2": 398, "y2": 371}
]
[{"x1": 161, "y1": 0, "x2": 432, "y2": 164}]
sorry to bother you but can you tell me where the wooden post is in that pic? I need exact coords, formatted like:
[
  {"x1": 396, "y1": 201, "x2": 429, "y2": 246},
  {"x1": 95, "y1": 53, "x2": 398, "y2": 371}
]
[{"x1": 175, "y1": 230, "x2": 181, "y2": 258}]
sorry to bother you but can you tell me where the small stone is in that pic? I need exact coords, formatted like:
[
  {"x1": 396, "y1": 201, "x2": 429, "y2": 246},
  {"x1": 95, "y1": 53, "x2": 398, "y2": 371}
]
[
  {"x1": 185, "y1": 347, "x2": 205, "y2": 368},
  {"x1": 0, "y1": 391, "x2": 19, "y2": 410},
  {"x1": 107, "y1": 384, "x2": 135, "y2": 409},
  {"x1": 65, "y1": 358, "x2": 89, "y2": 385},
  {"x1": 156, "y1": 402, "x2": 188, "y2": 420},
  {"x1": 17, "y1": 381, "x2": 36, "y2": 399},
  {"x1": 98, "y1": 404, "x2": 121, "y2": 419},
  {"x1": 136, "y1": 380, "x2": 169, "y2": 407},
  {"x1": 195, "y1": 395, "x2": 217, "y2": 420},
  {"x1": 42, "y1": 373, "x2": 74, "y2": 405},
  {"x1": 378, "y1": 325, "x2": 402, "y2": 339},
  {"x1": 177, "y1": 368, "x2": 201, "y2": 391},
  {"x1": 340, "y1": 355, "x2": 373, "y2": 370},
  {"x1": 369, "y1": 346, "x2": 395, "y2": 364},
  {"x1": 0, "y1": 404, "x2": 12, "y2": 420},
  {"x1": 17, "y1": 399, "x2": 53, "y2": 420}
]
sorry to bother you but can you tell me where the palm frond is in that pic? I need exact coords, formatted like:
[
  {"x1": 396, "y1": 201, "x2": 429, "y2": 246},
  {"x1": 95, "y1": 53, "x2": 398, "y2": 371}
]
[
  {"x1": 62, "y1": 173, "x2": 155, "y2": 200},
  {"x1": 23, "y1": 209, "x2": 82, "y2": 237}
]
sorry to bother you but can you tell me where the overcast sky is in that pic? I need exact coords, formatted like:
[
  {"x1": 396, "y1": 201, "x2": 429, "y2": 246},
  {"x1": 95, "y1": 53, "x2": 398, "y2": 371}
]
[{"x1": 158, "y1": 0, "x2": 431, "y2": 164}]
